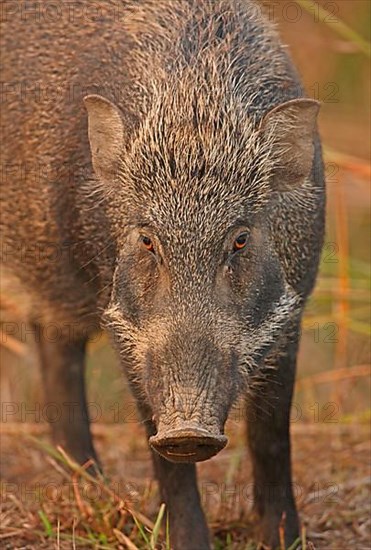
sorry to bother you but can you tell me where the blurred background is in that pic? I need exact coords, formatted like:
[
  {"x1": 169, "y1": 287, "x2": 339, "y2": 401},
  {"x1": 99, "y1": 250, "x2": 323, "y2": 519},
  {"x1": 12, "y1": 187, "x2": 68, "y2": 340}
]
[{"x1": 1, "y1": 1, "x2": 370, "y2": 548}]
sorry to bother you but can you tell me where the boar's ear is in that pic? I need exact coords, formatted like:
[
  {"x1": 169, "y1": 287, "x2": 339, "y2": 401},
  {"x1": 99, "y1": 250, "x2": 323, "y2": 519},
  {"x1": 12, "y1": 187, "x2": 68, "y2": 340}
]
[
  {"x1": 260, "y1": 98, "x2": 320, "y2": 191},
  {"x1": 83, "y1": 94, "x2": 124, "y2": 181}
]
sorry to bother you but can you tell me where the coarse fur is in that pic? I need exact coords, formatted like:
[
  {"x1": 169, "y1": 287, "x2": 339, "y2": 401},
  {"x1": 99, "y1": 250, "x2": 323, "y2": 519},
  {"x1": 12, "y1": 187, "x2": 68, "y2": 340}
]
[{"x1": 1, "y1": 1, "x2": 325, "y2": 548}]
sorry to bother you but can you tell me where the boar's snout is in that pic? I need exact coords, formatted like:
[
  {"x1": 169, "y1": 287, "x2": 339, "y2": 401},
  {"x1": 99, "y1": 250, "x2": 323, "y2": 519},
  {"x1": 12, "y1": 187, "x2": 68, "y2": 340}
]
[{"x1": 149, "y1": 425, "x2": 228, "y2": 463}]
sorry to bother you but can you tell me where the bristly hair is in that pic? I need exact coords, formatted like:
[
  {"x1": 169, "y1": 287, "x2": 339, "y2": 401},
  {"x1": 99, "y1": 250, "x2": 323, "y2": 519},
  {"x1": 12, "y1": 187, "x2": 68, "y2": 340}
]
[{"x1": 89, "y1": 0, "x2": 304, "y2": 233}]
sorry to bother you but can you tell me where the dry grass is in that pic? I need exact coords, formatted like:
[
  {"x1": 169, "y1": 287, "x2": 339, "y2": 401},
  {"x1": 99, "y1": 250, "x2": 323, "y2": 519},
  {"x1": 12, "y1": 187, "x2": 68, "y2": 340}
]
[{"x1": 1, "y1": 421, "x2": 370, "y2": 549}]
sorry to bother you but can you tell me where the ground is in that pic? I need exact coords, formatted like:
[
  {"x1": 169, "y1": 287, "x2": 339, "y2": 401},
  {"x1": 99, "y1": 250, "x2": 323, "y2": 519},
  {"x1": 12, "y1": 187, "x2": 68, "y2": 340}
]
[{"x1": 1, "y1": 418, "x2": 370, "y2": 549}]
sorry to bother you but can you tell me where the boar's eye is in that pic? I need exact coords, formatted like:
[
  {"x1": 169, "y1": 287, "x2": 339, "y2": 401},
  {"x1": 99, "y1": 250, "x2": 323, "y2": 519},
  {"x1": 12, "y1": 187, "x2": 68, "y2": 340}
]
[
  {"x1": 140, "y1": 235, "x2": 155, "y2": 253},
  {"x1": 233, "y1": 232, "x2": 248, "y2": 252}
]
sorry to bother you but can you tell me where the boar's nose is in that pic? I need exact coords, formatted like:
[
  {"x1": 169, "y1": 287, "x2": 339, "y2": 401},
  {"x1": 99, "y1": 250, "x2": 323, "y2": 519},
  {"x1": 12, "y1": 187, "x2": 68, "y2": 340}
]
[{"x1": 149, "y1": 426, "x2": 228, "y2": 463}]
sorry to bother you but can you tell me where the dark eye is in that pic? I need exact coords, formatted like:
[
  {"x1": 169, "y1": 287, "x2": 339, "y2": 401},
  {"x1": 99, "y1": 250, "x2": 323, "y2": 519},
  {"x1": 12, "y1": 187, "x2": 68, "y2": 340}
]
[
  {"x1": 233, "y1": 232, "x2": 248, "y2": 252},
  {"x1": 141, "y1": 235, "x2": 155, "y2": 253}
]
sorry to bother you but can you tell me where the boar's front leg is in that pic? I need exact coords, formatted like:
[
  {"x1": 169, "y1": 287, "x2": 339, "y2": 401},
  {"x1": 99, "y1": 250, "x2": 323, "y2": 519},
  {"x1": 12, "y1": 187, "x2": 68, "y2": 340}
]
[
  {"x1": 35, "y1": 324, "x2": 99, "y2": 469},
  {"x1": 246, "y1": 320, "x2": 300, "y2": 548},
  {"x1": 152, "y1": 454, "x2": 210, "y2": 550},
  {"x1": 139, "y1": 414, "x2": 210, "y2": 550}
]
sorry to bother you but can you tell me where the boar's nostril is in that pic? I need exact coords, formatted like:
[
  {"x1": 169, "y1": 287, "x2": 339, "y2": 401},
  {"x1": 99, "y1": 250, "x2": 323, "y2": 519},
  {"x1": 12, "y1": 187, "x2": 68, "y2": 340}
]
[{"x1": 149, "y1": 426, "x2": 228, "y2": 463}]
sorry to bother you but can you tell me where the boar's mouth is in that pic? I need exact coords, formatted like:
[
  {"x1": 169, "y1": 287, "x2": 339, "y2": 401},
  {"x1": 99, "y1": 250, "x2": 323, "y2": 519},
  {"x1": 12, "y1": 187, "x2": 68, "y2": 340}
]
[{"x1": 149, "y1": 425, "x2": 228, "y2": 463}]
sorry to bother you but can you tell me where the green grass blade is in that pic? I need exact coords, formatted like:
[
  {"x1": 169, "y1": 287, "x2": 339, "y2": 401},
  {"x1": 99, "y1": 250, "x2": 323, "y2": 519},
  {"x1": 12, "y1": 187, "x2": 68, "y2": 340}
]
[
  {"x1": 133, "y1": 514, "x2": 150, "y2": 545},
  {"x1": 38, "y1": 510, "x2": 53, "y2": 537},
  {"x1": 287, "y1": 536, "x2": 303, "y2": 550},
  {"x1": 150, "y1": 502, "x2": 166, "y2": 548}
]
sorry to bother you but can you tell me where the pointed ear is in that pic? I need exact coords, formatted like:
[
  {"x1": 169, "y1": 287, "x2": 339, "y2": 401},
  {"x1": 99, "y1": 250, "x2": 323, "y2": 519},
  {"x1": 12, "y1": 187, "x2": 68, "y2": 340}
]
[
  {"x1": 260, "y1": 98, "x2": 320, "y2": 191},
  {"x1": 83, "y1": 94, "x2": 124, "y2": 181}
]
